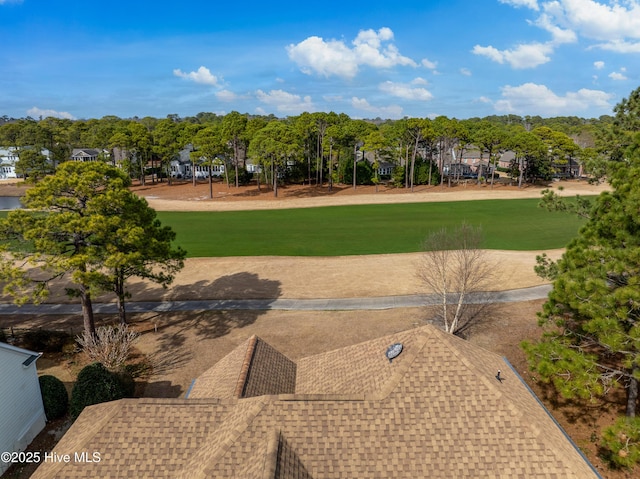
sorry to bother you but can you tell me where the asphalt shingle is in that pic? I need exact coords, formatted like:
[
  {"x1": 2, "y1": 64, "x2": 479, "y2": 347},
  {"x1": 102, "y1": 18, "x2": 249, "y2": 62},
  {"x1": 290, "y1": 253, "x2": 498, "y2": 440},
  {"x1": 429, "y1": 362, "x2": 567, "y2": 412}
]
[{"x1": 31, "y1": 325, "x2": 601, "y2": 479}]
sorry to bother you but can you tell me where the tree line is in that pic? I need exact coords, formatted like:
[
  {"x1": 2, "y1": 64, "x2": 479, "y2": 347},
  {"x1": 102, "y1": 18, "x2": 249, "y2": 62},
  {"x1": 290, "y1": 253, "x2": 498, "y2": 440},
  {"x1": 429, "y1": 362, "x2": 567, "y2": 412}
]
[
  {"x1": 523, "y1": 86, "x2": 640, "y2": 468},
  {"x1": 0, "y1": 111, "x2": 619, "y2": 194}
]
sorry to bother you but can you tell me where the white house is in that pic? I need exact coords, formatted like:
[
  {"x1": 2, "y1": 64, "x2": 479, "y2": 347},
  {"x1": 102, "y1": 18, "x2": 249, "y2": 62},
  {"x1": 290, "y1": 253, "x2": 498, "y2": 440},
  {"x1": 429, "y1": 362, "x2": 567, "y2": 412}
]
[
  {"x1": 171, "y1": 145, "x2": 226, "y2": 179},
  {"x1": 0, "y1": 342, "x2": 46, "y2": 475},
  {"x1": 0, "y1": 147, "x2": 19, "y2": 178},
  {"x1": 245, "y1": 159, "x2": 262, "y2": 174},
  {"x1": 0, "y1": 147, "x2": 52, "y2": 179}
]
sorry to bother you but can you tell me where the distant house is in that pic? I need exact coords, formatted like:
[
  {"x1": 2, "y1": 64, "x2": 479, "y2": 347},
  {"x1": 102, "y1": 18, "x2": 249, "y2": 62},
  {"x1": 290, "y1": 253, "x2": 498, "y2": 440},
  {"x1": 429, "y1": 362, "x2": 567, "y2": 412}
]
[
  {"x1": 0, "y1": 147, "x2": 52, "y2": 179},
  {"x1": 171, "y1": 145, "x2": 226, "y2": 179},
  {"x1": 32, "y1": 325, "x2": 601, "y2": 478},
  {"x1": 245, "y1": 159, "x2": 262, "y2": 175},
  {"x1": 363, "y1": 151, "x2": 395, "y2": 177},
  {"x1": 0, "y1": 343, "x2": 46, "y2": 476},
  {"x1": 442, "y1": 162, "x2": 476, "y2": 178},
  {"x1": 446, "y1": 148, "x2": 511, "y2": 176},
  {"x1": 70, "y1": 148, "x2": 108, "y2": 162},
  {"x1": 0, "y1": 147, "x2": 20, "y2": 178}
]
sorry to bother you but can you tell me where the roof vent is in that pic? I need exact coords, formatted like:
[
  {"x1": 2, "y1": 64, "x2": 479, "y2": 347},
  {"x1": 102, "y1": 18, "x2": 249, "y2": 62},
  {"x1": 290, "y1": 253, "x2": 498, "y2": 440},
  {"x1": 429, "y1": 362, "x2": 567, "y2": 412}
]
[{"x1": 385, "y1": 343, "x2": 403, "y2": 363}]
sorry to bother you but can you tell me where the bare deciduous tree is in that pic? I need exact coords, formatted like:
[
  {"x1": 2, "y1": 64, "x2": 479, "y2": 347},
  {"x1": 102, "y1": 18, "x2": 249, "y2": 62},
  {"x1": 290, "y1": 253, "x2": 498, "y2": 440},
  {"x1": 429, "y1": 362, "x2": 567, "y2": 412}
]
[
  {"x1": 77, "y1": 325, "x2": 139, "y2": 371},
  {"x1": 417, "y1": 224, "x2": 494, "y2": 336}
]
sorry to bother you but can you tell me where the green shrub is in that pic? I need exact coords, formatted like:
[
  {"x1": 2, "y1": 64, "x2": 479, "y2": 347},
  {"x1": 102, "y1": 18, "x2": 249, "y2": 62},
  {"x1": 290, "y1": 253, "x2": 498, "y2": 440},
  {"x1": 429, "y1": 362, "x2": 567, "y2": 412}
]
[
  {"x1": 38, "y1": 375, "x2": 68, "y2": 420},
  {"x1": 0, "y1": 329, "x2": 6, "y2": 343},
  {"x1": 113, "y1": 369, "x2": 136, "y2": 398},
  {"x1": 21, "y1": 330, "x2": 73, "y2": 353},
  {"x1": 69, "y1": 363, "x2": 127, "y2": 418},
  {"x1": 601, "y1": 416, "x2": 640, "y2": 468}
]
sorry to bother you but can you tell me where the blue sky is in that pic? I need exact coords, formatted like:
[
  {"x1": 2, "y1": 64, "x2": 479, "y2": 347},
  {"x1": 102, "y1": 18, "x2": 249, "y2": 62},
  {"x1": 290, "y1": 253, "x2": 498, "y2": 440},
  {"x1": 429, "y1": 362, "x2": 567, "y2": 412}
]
[{"x1": 1, "y1": 0, "x2": 639, "y2": 120}]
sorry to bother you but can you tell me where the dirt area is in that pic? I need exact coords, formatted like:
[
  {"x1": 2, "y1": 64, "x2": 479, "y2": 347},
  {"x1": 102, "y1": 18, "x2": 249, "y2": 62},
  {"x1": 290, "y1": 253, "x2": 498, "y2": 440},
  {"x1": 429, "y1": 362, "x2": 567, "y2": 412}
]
[
  {"x1": 131, "y1": 177, "x2": 610, "y2": 211},
  {"x1": 3, "y1": 178, "x2": 632, "y2": 478}
]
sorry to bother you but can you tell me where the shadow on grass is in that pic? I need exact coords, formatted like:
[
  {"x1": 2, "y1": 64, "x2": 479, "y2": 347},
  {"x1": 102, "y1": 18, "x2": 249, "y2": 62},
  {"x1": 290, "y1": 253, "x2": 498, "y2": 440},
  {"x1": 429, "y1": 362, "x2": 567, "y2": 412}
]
[
  {"x1": 124, "y1": 272, "x2": 282, "y2": 397},
  {"x1": 170, "y1": 271, "x2": 282, "y2": 301}
]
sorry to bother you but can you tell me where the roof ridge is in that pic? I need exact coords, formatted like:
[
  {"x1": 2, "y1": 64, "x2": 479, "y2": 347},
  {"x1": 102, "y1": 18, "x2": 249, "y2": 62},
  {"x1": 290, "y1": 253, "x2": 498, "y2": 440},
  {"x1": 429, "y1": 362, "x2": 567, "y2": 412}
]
[
  {"x1": 261, "y1": 429, "x2": 280, "y2": 479},
  {"x1": 429, "y1": 329, "x2": 545, "y2": 436},
  {"x1": 32, "y1": 400, "x2": 126, "y2": 479},
  {"x1": 430, "y1": 328, "x2": 508, "y2": 398},
  {"x1": 175, "y1": 396, "x2": 269, "y2": 479},
  {"x1": 234, "y1": 335, "x2": 259, "y2": 398},
  {"x1": 371, "y1": 329, "x2": 432, "y2": 400}
]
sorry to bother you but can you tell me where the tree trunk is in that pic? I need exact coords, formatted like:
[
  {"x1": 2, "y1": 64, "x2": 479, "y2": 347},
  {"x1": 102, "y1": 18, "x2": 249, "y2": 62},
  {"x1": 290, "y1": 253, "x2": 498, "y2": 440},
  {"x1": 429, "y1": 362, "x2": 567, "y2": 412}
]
[
  {"x1": 405, "y1": 145, "x2": 409, "y2": 189},
  {"x1": 626, "y1": 365, "x2": 639, "y2": 417},
  {"x1": 234, "y1": 159, "x2": 239, "y2": 188},
  {"x1": 490, "y1": 154, "x2": 497, "y2": 189},
  {"x1": 80, "y1": 287, "x2": 96, "y2": 337},
  {"x1": 328, "y1": 142, "x2": 333, "y2": 192},
  {"x1": 518, "y1": 156, "x2": 524, "y2": 188},
  {"x1": 208, "y1": 164, "x2": 213, "y2": 199},
  {"x1": 274, "y1": 165, "x2": 278, "y2": 197},
  {"x1": 113, "y1": 271, "x2": 128, "y2": 325},
  {"x1": 117, "y1": 294, "x2": 127, "y2": 325},
  {"x1": 224, "y1": 160, "x2": 231, "y2": 189},
  {"x1": 410, "y1": 135, "x2": 419, "y2": 192}
]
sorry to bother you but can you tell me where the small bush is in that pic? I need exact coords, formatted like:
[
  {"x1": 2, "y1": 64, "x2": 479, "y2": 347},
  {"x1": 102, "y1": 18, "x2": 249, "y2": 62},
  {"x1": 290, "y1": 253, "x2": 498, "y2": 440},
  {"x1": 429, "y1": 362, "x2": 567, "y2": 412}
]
[
  {"x1": 69, "y1": 363, "x2": 127, "y2": 418},
  {"x1": 76, "y1": 325, "x2": 138, "y2": 371},
  {"x1": 38, "y1": 375, "x2": 68, "y2": 420},
  {"x1": 113, "y1": 370, "x2": 136, "y2": 398},
  {"x1": 0, "y1": 329, "x2": 6, "y2": 343},
  {"x1": 601, "y1": 417, "x2": 640, "y2": 469},
  {"x1": 22, "y1": 330, "x2": 73, "y2": 353}
]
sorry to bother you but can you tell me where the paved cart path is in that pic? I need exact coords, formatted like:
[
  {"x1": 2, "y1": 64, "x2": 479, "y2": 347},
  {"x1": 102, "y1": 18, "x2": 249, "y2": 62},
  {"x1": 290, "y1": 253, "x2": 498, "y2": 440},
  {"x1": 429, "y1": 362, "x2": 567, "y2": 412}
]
[{"x1": 0, "y1": 285, "x2": 551, "y2": 315}]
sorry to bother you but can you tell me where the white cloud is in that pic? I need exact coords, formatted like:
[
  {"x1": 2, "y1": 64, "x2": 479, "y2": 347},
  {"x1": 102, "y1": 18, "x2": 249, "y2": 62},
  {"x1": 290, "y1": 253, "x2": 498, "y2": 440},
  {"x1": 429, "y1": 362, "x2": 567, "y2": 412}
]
[
  {"x1": 532, "y1": 12, "x2": 577, "y2": 44},
  {"x1": 256, "y1": 89, "x2": 314, "y2": 114},
  {"x1": 27, "y1": 107, "x2": 75, "y2": 120},
  {"x1": 542, "y1": 0, "x2": 640, "y2": 44},
  {"x1": 0, "y1": 0, "x2": 23, "y2": 4},
  {"x1": 460, "y1": 68, "x2": 472, "y2": 76},
  {"x1": 593, "y1": 60, "x2": 605, "y2": 69},
  {"x1": 488, "y1": 0, "x2": 640, "y2": 75},
  {"x1": 411, "y1": 77, "x2": 428, "y2": 85},
  {"x1": 351, "y1": 97, "x2": 403, "y2": 118},
  {"x1": 379, "y1": 81, "x2": 433, "y2": 101},
  {"x1": 287, "y1": 27, "x2": 417, "y2": 79},
  {"x1": 421, "y1": 58, "x2": 438, "y2": 70},
  {"x1": 216, "y1": 90, "x2": 238, "y2": 101},
  {"x1": 594, "y1": 40, "x2": 640, "y2": 53},
  {"x1": 493, "y1": 0, "x2": 640, "y2": 53},
  {"x1": 494, "y1": 82, "x2": 613, "y2": 115},
  {"x1": 173, "y1": 66, "x2": 221, "y2": 86},
  {"x1": 609, "y1": 71, "x2": 628, "y2": 81},
  {"x1": 286, "y1": 36, "x2": 357, "y2": 78},
  {"x1": 472, "y1": 42, "x2": 554, "y2": 68},
  {"x1": 499, "y1": 0, "x2": 539, "y2": 10}
]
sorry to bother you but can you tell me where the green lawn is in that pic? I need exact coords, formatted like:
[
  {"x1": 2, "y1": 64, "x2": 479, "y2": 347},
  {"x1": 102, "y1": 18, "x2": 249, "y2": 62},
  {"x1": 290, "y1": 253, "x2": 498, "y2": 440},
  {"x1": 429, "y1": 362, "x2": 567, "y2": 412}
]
[{"x1": 157, "y1": 198, "x2": 587, "y2": 257}]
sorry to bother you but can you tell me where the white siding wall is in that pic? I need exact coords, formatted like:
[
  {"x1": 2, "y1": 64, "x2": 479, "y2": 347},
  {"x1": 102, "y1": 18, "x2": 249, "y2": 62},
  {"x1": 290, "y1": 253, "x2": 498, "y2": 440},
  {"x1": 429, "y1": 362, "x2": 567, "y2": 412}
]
[{"x1": 0, "y1": 345, "x2": 46, "y2": 475}]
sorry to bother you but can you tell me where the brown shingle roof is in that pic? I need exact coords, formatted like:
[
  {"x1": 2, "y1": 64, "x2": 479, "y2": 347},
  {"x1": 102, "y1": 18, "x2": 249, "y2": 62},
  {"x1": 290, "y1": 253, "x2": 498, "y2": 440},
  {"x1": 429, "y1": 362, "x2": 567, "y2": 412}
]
[
  {"x1": 31, "y1": 325, "x2": 601, "y2": 479},
  {"x1": 188, "y1": 335, "x2": 296, "y2": 399}
]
